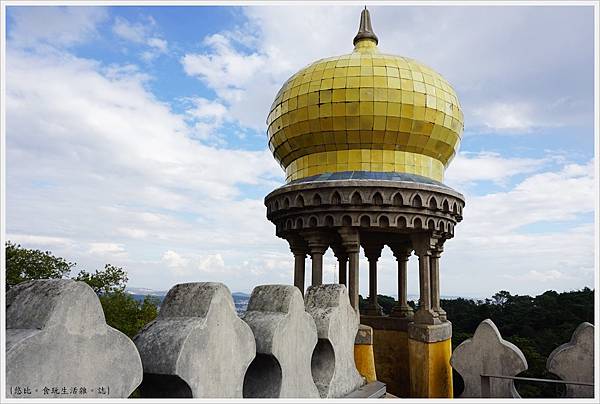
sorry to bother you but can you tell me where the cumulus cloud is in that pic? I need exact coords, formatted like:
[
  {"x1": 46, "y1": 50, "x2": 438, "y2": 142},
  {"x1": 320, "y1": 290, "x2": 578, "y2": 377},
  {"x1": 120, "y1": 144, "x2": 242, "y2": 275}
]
[
  {"x1": 181, "y1": 6, "x2": 593, "y2": 133},
  {"x1": 446, "y1": 152, "x2": 548, "y2": 186},
  {"x1": 8, "y1": 6, "x2": 108, "y2": 48},
  {"x1": 5, "y1": 6, "x2": 594, "y2": 296},
  {"x1": 112, "y1": 15, "x2": 168, "y2": 61}
]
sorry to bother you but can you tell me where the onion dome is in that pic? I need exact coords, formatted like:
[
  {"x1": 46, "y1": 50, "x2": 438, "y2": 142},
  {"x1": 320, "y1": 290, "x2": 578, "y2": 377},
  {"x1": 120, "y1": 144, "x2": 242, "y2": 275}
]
[{"x1": 266, "y1": 8, "x2": 464, "y2": 183}]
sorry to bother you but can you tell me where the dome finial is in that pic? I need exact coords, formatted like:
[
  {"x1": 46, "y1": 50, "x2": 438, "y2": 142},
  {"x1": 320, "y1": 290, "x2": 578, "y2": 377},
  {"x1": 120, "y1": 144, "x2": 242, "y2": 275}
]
[{"x1": 353, "y1": 6, "x2": 378, "y2": 46}]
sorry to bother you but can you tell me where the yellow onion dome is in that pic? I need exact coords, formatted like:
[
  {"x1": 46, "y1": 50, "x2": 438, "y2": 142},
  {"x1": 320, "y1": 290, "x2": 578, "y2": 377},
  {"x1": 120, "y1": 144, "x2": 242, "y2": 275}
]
[{"x1": 267, "y1": 8, "x2": 464, "y2": 183}]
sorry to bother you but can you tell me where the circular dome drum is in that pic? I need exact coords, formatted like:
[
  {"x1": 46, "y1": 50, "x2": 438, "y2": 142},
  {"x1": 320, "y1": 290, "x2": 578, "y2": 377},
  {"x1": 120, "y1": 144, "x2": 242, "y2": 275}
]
[{"x1": 267, "y1": 15, "x2": 464, "y2": 183}]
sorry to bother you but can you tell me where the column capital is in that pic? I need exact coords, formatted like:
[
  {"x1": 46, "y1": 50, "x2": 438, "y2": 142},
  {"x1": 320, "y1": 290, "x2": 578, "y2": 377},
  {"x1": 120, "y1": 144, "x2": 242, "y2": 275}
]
[
  {"x1": 337, "y1": 227, "x2": 360, "y2": 253},
  {"x1": 389, "y1": 242, "x2": 412, "y2": 261},
  {"x1": 330, "y1": 243, "x2": 348, "y2": 262},
  {"x1": 411, "y1": 233, "x2": 436, "y2": 257},
  {"x1": 286, "y1": 235, "x2": 308, "y2": 256},
  {"x1": 301, "y1": 231, "x2": 329, "y2": 255},
  {"x1": 362, "y1": 241, "x2": 384, "y2": 262}
]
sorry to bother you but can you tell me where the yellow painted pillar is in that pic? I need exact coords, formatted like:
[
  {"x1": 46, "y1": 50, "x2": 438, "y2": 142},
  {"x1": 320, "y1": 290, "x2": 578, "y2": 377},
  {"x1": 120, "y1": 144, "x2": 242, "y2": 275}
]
[
  {"x1": 354, "y1": 324, "x2": 377, "y2": 383},
  {"x1": 408, "y1": 321, "x2": 453, "y2": 398}
]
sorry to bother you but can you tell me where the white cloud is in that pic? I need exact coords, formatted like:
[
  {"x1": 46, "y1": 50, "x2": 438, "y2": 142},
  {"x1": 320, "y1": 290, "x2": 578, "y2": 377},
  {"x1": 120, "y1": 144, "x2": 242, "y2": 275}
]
[
  {"x1": 7, "y1": 234, "x2": 73, "y2": 248},
  {"x1": 184, "y1": 97, "x2": 230, "y2": 142},
  {"x1": 112, "y1": 15, "x2": 168, "y2": 61},
  {"x1": 504, "y1": 269, "x2": 571, "y2": 282},
  {"x1": 162, "y1": 250, "x2": 189, "y2": 270},
  {"x1": 471, "y1": 102, "x2": 535, "y2": 133},
  {"x1": 445, "y1": 152, "x2": 547, "y2": 186},
  {"x1": 181, "y1": 6, "x2": 593, "y2": 133},
  {"x1": 5, "y1": 43, "x2": 283, "y2": 290},
  {"x1": 112, "y1": 16, "x2": 148, "y2": 43},
  {"x1": 5, "y1": 6, "x2": 594, "y2": 297},
  {"x1": 460, "y1": 160, "x2": 595, "y2": 235},
  {"x1": 8, "y1": 6, "x2": 108, "y2": 48},
  {"x1": 88, "y1": 242, "x2": 126, "y2": 255}
]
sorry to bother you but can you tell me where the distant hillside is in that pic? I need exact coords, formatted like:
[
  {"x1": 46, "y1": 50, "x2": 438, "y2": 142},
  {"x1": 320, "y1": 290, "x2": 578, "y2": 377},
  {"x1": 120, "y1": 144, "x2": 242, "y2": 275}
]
[{"x1": 126, "y1": 287, "x2": 250, "y2": 314}]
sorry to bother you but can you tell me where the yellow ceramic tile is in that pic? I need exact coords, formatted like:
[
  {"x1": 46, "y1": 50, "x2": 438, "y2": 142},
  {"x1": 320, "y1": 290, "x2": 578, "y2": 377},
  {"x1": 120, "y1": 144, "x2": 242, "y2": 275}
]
[{"x1": 270, "y1": 42, "x2": 462, "y2": 182}]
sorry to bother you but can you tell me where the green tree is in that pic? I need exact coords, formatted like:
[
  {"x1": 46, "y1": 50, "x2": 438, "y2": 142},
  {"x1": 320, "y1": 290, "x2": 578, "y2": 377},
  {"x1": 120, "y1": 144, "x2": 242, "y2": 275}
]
[
  {"x1": 5, "y1": 241, "x2": 158, "y2": 339},
  {"x1": 5, "y1": 241, "x2": 75, "y2": 290},
  {"x1": 73, "y1": 264, "x2": 128, "y2": 295},
  {"x1": 99, "y1": 292, "x2": 159, "y2": 338}
]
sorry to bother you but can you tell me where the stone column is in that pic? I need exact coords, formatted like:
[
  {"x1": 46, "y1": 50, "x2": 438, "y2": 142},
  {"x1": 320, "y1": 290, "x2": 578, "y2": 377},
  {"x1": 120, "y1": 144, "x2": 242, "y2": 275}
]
[
  {"x1": 390, "y1": 243, "x2": 414, "y2": 319},
  {"x1": 338, "y1": 258, "x2": 348, "y2": 286},
  {"x1": 287, "y1": 236, "x2": 308, "y2": 296},
  {"x1": 411, "y1": 234, "x2": 440, "y2": 325},
  {"x1": 430, "y1": 243, "x2": 447, "y2": 322},
  {"x1": 331, "y1": 244, "x2": 348, "y2": 286},
  {"x1": 362, "y1": 241, "x2": 384, "y2": 316},
  {"x1": 303, "y1": 231, "x2": 329, "y2": 287},
  {"x1": 338, "y1": 227, "x2": 360, "y2": 312}
]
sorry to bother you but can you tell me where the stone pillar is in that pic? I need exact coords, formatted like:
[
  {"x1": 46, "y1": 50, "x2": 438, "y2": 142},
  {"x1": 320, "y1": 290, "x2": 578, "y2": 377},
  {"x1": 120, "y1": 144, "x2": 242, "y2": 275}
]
[
  {"x1": 303, "y1": 232, "x2": 329, "y2": 287},
  {"x1": 390, "y1": 243, "x2": 414, "y2": 319},
  {"x1": 430, "y1": 243, "x2": 446, "y2": 322},
  {"x1": 338, "y1": 258, "x2": 348, "y2": 286},
  {"x1": 338, "y1": 227, "x2": 360, "y2": 312},
  {"x1": 332, "y1": 244, "x2": 348, "y2": 286},
  {"x1": 408, "y1": 233, "x2": 452, "y2": 398},
  {"x1": 287, "y1": 236, "x2": 308, "y2": 296},
  {"x1": 411, "y1": 234, "x2": 440, "y2": 325},
  {"x1": 362, "y1": 241, "x2": 384, "y2": 316}
]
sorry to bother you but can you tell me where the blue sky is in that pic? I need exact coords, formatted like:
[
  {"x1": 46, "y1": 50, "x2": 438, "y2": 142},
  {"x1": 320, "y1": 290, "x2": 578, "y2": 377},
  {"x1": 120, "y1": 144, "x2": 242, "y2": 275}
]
[{"x1": 4, "y1": 4, "x2": 597, "y2": 298}]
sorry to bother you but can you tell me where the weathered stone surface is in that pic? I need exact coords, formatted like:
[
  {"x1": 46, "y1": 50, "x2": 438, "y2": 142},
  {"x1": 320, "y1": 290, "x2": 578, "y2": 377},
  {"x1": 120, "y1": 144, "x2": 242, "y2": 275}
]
[
  {"x1": 305, "y1": 284, "x2": 364, "y2": 397},
  {"x1": 6, "y1": 279, "x2": 142, "y2": 398},
  {"x1": 242, "y1": 284, "x2": 319, "y2": 398},
  {"x1": 133, "y1": 282, "x2": 255, "y2": 398},
  {"x1": 450, "y1": 319, "x2": 527, "y2": 398},
  {"x1": 547, "y1": 322, "x2": 594, "y2": 398}
]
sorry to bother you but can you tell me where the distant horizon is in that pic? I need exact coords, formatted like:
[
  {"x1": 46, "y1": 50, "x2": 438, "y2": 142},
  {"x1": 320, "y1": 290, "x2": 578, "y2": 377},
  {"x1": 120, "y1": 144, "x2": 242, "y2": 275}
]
[{"x1": 124, "y1": 285, "x2": 594, "y2": 301}]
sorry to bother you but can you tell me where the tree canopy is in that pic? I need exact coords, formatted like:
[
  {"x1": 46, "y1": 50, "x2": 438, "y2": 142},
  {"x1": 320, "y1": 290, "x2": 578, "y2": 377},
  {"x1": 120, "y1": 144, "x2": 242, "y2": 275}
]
[
  {"x1": 5, "y1": 241, "x2": 158, "y2": 339},
  {"x1": 5, "y1": 241, "x2": 75, "y2": 290}
]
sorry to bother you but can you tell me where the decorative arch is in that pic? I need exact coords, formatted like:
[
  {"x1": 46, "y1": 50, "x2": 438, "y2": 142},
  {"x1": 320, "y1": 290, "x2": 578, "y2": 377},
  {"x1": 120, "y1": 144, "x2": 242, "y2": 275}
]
[
  {"x1": 428, "y1": 196, "x2": 438, "y2": 210},
  {"x1": 378, "y1": 215, "x2": 390, "y2": 228},
  {"x1": 312, "y1": 193, "x2": 322, "y2": 206},
  {"x1": 413, "y1": 217, "x2": 423, "y2": 229},
  {"x1": 295, "y1": 194, "x2": 305, "y2": 208},
  {"x1": 442, "y1": 199, "x2": 450, "y2": 212},
  {"x1": 342, "y1": 215, "x2": 353, "y2": 226},
  {"x1": 330, "y1": 191, "x2": 342, "y2": 205},
  {"x1": 392, "y1": 192, "x2": 403, "y2": 206},
  {"x1": 350, "y1": 191, "x2": 362, "y2": 205},
  {"x1": 359, "y1": 215, "x2": 371, "y2": 227},
  {"x1": 411, "y1": 194, "x2": 422, "y2": 208},
  {"x1": 372, "y1": 192, "x2": 383, "y2": 205}
]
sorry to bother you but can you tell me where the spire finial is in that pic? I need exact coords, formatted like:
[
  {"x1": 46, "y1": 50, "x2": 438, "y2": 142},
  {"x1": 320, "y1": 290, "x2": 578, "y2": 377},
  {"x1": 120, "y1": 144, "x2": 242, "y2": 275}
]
[{"x1": 353, "y1": 6, "x2": 378, "y2": 46}]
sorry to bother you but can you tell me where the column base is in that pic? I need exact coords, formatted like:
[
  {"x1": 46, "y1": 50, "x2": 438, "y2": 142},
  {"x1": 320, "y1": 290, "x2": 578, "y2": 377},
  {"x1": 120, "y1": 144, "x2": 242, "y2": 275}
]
[
  {"x1": 407, "y1": 321, "x2": 453, "y2": 398},
  {"x1": 362, "y1": 304, "x2": 383, "y2": 316},
  {"x1": 390, "y1": 304, "x2": 414, "y2": 319},
  {"x1": 414, "y1": 307, "x2": 441, "y2": 325},
  {"x1": 354, "y1": 324, "x2": 377, "y2": 383}
]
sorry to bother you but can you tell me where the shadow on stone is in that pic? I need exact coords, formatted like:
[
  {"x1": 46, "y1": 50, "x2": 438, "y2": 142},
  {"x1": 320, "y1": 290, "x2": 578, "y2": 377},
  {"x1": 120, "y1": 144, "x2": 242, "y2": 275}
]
[
  {"x1": 311, "y1": 339, "x2": 336, "y2": 396},
  {"x1": 139, "y1": 374, "x2": 192, "y2": 398},
  {"x1": 243, "y1": 354, "x2": 283, "y2": 398}
]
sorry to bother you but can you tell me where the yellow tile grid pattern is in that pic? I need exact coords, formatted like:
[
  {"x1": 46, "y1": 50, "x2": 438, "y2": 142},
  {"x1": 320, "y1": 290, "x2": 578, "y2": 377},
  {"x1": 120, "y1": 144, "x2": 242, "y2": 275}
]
[
  {"x1": 266, "y1": 40, "x2": 464, "y2": 182},
  {"x1": 285, "y1": 149, "x2": 444, "y2": 182}
]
